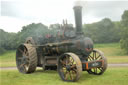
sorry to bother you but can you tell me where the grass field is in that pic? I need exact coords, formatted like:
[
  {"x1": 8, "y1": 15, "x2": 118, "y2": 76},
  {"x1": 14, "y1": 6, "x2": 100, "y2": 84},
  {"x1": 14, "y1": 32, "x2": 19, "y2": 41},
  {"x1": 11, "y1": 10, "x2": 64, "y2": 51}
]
[
  {"x1": 0, "y1": 51, "x2": 16, "y2": 67},
  {"x1": 94, "y1": 43, "x2": 126, "y2": 56},
  {"x1": 94, "y1": 43, "x2": 128, "y2": 64},
  {"x1": 0, "y1": 67, "x2": 128, "y2": 85},
  {"x1": 0, "y1": 43, "x2": 128, "y2": 67}
]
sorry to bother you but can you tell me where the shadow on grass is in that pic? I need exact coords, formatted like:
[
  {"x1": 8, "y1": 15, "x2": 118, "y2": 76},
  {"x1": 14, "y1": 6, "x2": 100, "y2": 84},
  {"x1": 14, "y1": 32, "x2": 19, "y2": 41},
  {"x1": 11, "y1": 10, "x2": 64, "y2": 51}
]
[{"x1": 34, "y1": 69, "x2": 57, "y2": 74}]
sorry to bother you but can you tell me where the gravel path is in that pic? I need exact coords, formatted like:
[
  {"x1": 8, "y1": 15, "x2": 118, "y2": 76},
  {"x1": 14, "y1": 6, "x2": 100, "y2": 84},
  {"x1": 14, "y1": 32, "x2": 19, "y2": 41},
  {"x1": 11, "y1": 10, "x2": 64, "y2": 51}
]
[
  {"x1": 108, "y1": 63, "x2": 128, "y2": 67},
  {"x1": 0, "y1": 67, "x2": 17, "y2": 70},
  {"x1": 0, "y1": 64, "x2": 128, "y2": 70}
]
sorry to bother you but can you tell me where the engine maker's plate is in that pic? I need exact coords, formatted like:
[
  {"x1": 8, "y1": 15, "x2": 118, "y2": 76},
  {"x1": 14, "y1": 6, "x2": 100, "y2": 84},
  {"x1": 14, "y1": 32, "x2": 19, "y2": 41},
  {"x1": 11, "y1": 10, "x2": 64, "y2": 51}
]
[{"x1": 84, "y1": 60, "x2": 103, "y2": 70}]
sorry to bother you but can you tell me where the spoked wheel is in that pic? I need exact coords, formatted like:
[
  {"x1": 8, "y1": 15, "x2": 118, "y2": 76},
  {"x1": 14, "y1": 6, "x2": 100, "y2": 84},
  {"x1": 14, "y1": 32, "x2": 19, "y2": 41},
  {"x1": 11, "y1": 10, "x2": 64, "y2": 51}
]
[
  {"x1": 25, "y1": 37, "x2": 35, "y2": 45},
  {"x1": 58, "y1": 53, "x2": 82, "y2": 82},
  {"x1": 87, "y1": 49, "x2": 107, "y2": 75},
  {"x1": 16, "y1": 44, "x2": 37, "y2": 74}
]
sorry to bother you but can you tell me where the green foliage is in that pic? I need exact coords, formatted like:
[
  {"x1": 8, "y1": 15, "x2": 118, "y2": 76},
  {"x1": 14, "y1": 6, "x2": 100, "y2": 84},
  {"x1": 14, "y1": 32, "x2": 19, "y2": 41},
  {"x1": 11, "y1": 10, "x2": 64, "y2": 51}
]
[
  {"x1": 0, "y1": 23, "x2": 50, "y2": 54},
  {"x1": 0, "y1": 29, "x2": 17, "y2": 53},
  {"x1": 0, "y1": 47, "x2": 6, "y2": 54},
  {"x1": 16, "y1": 23, "x2": 49, "y2": 45},
  {"x1": 83, "y1": 18, "x2": 121, "y2": 43},
  {"x1": 120, "y1": 10, "x2": 128, "y2": 54}
]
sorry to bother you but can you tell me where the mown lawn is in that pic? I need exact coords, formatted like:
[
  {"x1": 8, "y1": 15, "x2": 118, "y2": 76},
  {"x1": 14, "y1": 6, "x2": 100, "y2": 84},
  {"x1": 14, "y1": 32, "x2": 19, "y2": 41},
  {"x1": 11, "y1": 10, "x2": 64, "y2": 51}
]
[
  {"x1": 0, "y1": 51, "x2": 16, "y2": 67},
  {"x1": 0, "y1": 43, "x2": 128, "y2": 67},
  {"x1": 94, "y1": 43, "x2": 126, "y2": 56},
  {"x1": 94, "y1": 43, "x2": 128, "y2": 63},
  {"x1": 0, "y1": 67, "x2": 128, "y2": 85}
]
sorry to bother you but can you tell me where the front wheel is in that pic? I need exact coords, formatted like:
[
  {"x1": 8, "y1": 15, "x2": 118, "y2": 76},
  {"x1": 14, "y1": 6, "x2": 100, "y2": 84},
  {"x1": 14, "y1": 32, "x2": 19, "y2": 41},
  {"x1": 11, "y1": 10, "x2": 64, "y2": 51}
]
[
  {"x1": 58, "y1": 53, "x2": 82, "y2": 82},
  {"x1": 87, "y1": 49, "x2": 107, "y2": 75}
]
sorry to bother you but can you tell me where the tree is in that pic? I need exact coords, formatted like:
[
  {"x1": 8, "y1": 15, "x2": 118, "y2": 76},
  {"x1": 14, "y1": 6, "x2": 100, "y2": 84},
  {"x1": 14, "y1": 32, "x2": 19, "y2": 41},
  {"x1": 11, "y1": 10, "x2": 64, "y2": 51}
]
[
  {"x1": 0, "y1": 29, "x2": 17, "y2": 54},
  {"x1": 16, "y1": 23, "x2": 50, "y2": 46},
  {"x1": 0, "y1": 23, "x2": 50, "y2": 54},
  {"x1": 120, "y1": 10, "x2": 128, "y2": 53},
  {"x1": 83, "y1": 18, "x2": 121, "y2": 43}
]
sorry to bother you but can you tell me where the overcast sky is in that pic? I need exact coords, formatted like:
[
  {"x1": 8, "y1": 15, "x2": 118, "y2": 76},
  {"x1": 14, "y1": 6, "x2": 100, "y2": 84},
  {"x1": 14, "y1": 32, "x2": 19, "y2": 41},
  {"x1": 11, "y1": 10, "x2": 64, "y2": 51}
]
[{"x1": 0, "y1": 0, "x2": 128, "y2": 32}]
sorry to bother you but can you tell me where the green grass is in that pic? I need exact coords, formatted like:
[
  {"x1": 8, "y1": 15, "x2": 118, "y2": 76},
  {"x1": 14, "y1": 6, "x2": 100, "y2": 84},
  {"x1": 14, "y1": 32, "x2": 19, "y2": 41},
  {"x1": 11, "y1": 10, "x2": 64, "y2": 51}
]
[
  {"x1": 107, "y1": 57, "x2": 128, "y2": 63},
  {"x1": 95, "y1": 43, "x2": 126, "y2": 56},
  {"x1": 0, "y1": 68, "x2": 128, "y2": 85},
  {"x1": 94, "y1": 43, "x2": 120, "y2": 48},
  {"x1": 0, "y1": 51, "x2": 16, "y2": 67},
  {"x1": 94, "y1": 43, "x2": 128, "y2": 63},
  {"x1": 0, "y1": 43, "x2": 128, "y2": 67}
]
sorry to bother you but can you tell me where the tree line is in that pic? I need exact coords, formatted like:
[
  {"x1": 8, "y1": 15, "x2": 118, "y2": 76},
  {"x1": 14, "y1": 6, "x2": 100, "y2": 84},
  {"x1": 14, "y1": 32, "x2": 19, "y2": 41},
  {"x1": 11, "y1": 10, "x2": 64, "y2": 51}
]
[
  {"x1": 83, "y1": 18, "x2": 121, "y2": 43},
  {"x1": 0, "y1": 10, "x2": 128, "y2": 54}
]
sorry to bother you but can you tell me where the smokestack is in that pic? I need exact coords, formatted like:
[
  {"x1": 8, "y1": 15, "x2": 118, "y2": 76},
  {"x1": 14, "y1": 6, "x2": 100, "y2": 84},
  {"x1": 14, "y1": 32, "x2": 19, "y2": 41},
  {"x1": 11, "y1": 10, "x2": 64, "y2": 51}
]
[{"x1": 73, "y1": 5, "x2": 83, "y2": 35}]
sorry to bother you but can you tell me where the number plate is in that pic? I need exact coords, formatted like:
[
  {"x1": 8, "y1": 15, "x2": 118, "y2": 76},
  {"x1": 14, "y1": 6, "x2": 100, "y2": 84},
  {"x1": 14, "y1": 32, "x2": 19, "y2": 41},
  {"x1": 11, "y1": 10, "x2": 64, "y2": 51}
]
[{"x1": 85, "y1": 60, "x2": 103, "y2": 69}]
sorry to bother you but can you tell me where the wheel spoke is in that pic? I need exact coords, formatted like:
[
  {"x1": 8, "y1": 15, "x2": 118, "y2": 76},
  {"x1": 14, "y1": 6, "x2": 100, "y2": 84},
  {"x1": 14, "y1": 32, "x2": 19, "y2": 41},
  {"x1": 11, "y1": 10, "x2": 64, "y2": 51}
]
[
  {"x1": 88, "y1": 56, "x2": 92, "y2": 61},
  {"x1": 89, "y1": 55, "x2": 93, "y2": 60},
  {"x1": 93, "y1": 52, "x2": 95, "y2": 60},
  {"x1": 71, "y1": 70, "x2": 76, "y2": 76},
  {"x1": 98, "y1": 68, "x2": 103, "y2": 72},
  {"x1": 72, "y1": 68, "x2": 77, "y2": 73},
  {"x1": 71, "y1": 58, "x2": 74, "y2": 64},
  {"x1": 19, "y1": 63, "x2": 26, "y2": 71},
  {"x1": 96, "y1": 55, "x2": 101, "y2": 60},
  {"x1": 71, "y1": 64, "x2": 76, "y2": 69},
  {"x1": 18, "y1": 49, "x2": 24, "y2": 54},
  {"x1": 24, "y1": 47, "x2": 29, "y2": 56},
  {"x1": 94, "y1": 68, "x2": 97, "y2": 73},
  {"x1": 94, "y1": 52, "x2": 96, "y2": 60},
  {"x1": 70, "y1": 57, "x2": 74, "y2": 65},
  {"x1": 69, "y1": 71, "x2": 73, "y2": 80},
  {"x1": 23, "y1": 65, "x2": 27, "y2": 72},
  {"x1": 66, "y1": 55, "x2": 69, "y2": 65},
  {"x1": 19, "y1": 63, "x2": 25, "y2": 68},
  {"x1": 60, "y1": 60, "x2": 66, "y2": 66},
  {"x1": 64, "y1": 71, "x2": 69, "y2": 80}
]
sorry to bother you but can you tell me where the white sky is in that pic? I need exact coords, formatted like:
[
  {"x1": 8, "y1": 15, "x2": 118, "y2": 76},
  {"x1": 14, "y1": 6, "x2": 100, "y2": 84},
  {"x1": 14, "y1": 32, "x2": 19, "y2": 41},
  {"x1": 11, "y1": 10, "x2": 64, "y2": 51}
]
[{"x1": 0, "y1": 0, "x2": 128, "y2": 32}]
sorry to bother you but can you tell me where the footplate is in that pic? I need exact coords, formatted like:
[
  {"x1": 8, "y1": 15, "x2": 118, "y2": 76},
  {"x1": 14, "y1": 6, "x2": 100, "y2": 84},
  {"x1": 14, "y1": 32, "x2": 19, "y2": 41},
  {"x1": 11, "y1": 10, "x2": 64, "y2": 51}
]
[{"x1": 84, "y1": 60, "x2": 104, "y2": 70}]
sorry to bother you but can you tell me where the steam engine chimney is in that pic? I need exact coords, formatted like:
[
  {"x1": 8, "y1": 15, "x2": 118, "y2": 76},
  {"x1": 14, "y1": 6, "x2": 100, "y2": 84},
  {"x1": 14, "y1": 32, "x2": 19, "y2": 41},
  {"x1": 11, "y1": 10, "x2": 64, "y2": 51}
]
[{"x1": 73, "y1": 6, "x2": 83, "y2": 35}]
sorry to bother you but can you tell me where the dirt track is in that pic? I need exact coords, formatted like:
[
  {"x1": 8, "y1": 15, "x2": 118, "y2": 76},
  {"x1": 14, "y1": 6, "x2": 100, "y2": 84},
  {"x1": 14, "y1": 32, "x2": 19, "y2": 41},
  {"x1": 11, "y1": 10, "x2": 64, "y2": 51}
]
[
  {"x1": 0, "y1": 64, "x2": 128, "y2": 70},
  {"x1": 108, "y1": 64, "x2": 128, "y2": 67}
]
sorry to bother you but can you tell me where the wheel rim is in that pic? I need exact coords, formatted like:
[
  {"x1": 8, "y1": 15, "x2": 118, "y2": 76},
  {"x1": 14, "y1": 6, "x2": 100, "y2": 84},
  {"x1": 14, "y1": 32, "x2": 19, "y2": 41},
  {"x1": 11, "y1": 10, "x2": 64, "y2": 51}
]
[
  {"x1": 16, "y1": 44, "x2": 37, "y2": 73},
  {"x1": 87, "y1": 49, "x2": 107, "y2": 75},
  {"x1": 58, "y1": 53, "x2": 82, "y2": 82}
]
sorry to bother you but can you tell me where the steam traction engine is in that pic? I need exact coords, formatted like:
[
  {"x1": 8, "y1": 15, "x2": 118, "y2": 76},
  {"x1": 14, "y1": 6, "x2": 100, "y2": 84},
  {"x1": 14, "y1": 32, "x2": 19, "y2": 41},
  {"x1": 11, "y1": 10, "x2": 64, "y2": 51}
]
[{"x1": 16, "y1": 6, "x2": 107, "y2": 82}]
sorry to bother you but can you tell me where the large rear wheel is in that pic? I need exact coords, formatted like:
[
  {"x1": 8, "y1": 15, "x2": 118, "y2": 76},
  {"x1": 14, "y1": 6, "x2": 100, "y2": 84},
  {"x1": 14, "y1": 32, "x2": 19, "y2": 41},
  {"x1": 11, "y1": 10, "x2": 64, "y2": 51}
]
[
  {"x1": 58, "y1": 53, "x2": 82, "y2": 82},
  {"x1": 16, "y1": 44, "x2": 37, "y2": 73}
]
